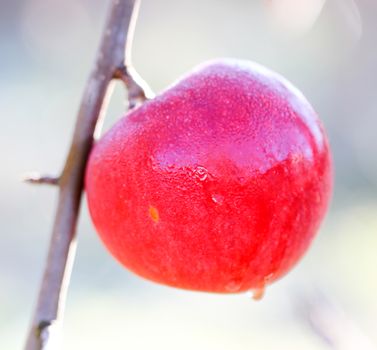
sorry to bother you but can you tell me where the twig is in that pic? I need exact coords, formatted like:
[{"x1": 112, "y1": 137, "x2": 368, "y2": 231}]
[
  {"x1": 297, "y1": 290, "x2": 376, "y2": 350},
  {"x1": 24, "y1": 1, "x2": 152, "y2": 349},
  {"x1": 23, "y1": 173, "x2": 60, "y2": 186}
]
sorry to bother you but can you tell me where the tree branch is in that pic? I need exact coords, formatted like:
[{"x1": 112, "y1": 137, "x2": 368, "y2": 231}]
[{"x1": 24, "y1": 1, "x2": 152, "y2": 349}]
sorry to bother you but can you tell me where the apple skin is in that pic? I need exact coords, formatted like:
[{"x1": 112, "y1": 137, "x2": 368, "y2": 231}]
[{"x1": 85, "y1": 59, "x2": 332, "y2": 293}]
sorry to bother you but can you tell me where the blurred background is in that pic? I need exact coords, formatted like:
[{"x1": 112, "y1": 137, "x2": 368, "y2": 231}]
[{"x1": 1, "y1": 0, "x2": 376, "y2": 349}]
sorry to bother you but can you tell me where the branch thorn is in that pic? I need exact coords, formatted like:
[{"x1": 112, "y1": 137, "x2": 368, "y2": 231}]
[{"x1": 23, "y1": 173, "x2": 60, "y2": 186}]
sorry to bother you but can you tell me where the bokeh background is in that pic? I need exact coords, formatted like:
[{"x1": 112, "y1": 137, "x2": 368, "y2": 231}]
[{"x1": 1, "y1": 0, "x2": 376, "y2": 349}]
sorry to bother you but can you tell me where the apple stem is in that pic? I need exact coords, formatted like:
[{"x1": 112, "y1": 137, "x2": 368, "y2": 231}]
[
  {"x1": 114, "y1": 65, "x2": 155, "y2": 109},
  {"x1": 23, "y1": 1, "x2": 151, "y2": 349}
]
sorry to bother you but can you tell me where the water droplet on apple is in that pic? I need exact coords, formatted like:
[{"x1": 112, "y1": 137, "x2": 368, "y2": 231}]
[
  {"x1": 238, "y1": 176, "x2": 247, "y2": 185},
  {"x1": 194, "y1": 166, "x2": 208, "y2": 181},
  {"x1": 149, "y1": 155, "x2": 158, "y2": 170},
  {"x1": 177, "y1": 184, "x2": 188, "y2": 191},
  {"x1": 251, "y1": 286, "x2": 265, "y2": 301},
  {"x1": 211, "y1": 194, "x2": 224, "y2": 204},
  {"x1": 225, "y1": 279, "x2": 242, "y2": 292}
]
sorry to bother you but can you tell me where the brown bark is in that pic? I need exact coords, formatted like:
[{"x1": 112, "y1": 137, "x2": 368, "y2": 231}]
[{"x1": 24, "y1": 1, "x2": 151, "y2": 349}]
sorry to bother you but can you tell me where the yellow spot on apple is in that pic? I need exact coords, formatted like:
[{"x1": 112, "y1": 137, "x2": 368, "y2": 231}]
[{"x1": 149, "y1": 205, "x2": 159, "y2": 223}]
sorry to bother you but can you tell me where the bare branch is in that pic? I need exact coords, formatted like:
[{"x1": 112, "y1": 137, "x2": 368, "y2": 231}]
[{"x1": 24, "y1": 1, "x2": 149, "y2": 349}]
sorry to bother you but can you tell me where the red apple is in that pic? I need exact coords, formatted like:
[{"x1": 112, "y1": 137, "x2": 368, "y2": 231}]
[{"x1": 85, "y1": 59, "x2": 332, "y2": 294}]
